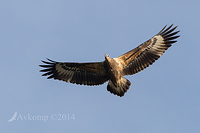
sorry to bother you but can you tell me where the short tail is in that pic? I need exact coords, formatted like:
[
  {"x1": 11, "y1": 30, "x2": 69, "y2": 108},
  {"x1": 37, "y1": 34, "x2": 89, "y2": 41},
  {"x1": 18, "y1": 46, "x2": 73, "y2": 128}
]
[{"x1": 107, "y1": 77, "x2": 131, "y2": 97}]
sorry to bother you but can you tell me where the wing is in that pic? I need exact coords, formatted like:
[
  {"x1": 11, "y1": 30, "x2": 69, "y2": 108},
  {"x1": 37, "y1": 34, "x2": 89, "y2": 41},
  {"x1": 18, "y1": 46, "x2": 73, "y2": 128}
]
[
  {"x1": 115, "y1": 24, "x2": 180, "y2": 75},
  {"x1": 40, "y1": 59, "x2": 109, "y2": 86}
]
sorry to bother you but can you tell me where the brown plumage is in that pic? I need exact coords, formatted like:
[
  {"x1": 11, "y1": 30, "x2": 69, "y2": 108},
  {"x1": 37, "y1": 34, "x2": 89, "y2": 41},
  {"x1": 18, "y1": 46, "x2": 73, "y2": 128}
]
[{"x1": 40, "y1": 24, "x2": 180, "y2": 97}]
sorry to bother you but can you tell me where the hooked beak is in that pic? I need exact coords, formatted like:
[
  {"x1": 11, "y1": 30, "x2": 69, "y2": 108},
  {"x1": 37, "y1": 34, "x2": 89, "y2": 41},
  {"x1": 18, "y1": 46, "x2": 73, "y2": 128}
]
[{"x1": 105, "y1": 54, "x2": 109, "y2": 57}]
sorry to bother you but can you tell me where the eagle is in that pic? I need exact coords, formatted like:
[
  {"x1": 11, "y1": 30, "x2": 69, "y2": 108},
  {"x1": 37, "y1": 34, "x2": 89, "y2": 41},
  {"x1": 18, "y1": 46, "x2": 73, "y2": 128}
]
[{"x1": 40, "y1": 24, "x2": 180, "y2": 97}]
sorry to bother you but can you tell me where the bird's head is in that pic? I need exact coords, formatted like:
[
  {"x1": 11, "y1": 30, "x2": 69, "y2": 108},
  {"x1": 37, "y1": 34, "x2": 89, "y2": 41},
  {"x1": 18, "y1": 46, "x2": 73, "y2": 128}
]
[
  {"x1": 105, "y1": 54, "x2": 112, "y2": 62},
  {"x1": 105, "y1": 54, "x2": 110, "y2": 59}
]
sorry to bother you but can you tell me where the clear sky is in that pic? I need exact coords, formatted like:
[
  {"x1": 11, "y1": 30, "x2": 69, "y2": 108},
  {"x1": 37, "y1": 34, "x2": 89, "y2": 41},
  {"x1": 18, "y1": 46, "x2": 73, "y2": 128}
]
[{"x1": 1, "y1": 0, "x2": 200, "y2": 133}]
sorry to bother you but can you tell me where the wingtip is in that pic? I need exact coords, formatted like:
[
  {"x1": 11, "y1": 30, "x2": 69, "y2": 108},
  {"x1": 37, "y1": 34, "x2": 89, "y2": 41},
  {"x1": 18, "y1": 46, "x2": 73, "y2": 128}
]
[
  {"x1": 158, "y1": 24, "x2": 179, "y2": 35},
  {"x1": 158, "y1": 25, "x2": 167, "y2": 34},
  {"x1": 47, "y1": 58, "x2": 56, "y2": 62},
  {"x1": 158, "y1": 24, "x2": 180, "y2": 38}
]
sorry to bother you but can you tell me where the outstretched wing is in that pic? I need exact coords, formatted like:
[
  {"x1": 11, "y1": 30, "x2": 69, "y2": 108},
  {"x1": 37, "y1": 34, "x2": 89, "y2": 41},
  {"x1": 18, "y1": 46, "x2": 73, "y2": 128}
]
[
  {"x1": 115, "y1": 24, "x2": 180, "y2": 75},
  {"x1": 40, "y1": 59, "x2": 109, "y2": 85}
]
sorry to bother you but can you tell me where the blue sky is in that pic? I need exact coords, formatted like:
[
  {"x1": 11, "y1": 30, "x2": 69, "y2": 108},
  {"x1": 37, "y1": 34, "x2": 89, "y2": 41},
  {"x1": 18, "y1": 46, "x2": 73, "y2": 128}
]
[{"x1": 1, "y1": 0, "x2": 200, "y2": 133}]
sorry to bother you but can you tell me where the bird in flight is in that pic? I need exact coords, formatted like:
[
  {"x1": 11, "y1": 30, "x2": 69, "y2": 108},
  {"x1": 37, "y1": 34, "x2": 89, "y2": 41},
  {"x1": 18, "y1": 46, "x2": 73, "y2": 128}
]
[{"x1": 40, "y1": 24, "x2": 180, "y2": 97}]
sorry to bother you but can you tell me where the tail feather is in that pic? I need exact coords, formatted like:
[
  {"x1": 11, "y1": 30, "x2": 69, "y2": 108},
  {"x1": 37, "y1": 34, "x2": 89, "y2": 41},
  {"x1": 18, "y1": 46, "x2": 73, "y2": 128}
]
[{"x1": 107, "y1": 77, "x2": 131, "y2": 97}]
